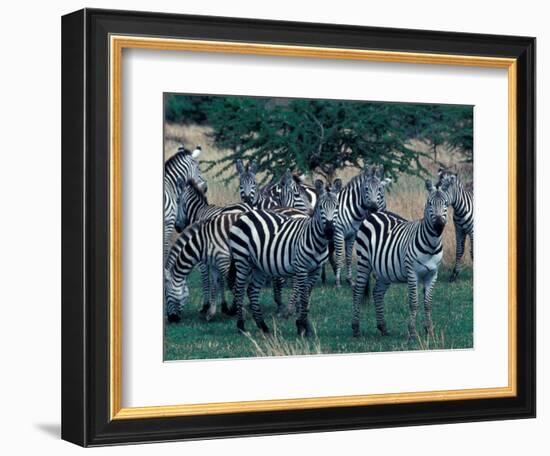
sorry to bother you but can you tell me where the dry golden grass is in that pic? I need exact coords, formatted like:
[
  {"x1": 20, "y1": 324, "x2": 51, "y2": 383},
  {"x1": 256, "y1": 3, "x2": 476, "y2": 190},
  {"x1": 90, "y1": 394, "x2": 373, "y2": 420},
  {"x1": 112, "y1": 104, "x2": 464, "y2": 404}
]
[{"x1": 165, "y1": 123, "x2": 473, "y2": 268}]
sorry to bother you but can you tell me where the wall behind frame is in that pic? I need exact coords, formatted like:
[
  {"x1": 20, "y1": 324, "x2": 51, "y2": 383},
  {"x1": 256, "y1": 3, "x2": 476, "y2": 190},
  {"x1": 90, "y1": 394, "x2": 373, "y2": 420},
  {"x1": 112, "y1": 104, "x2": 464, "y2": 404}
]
[{"x1": 0, "y1": 1, "x2": 544, "y2": 455}]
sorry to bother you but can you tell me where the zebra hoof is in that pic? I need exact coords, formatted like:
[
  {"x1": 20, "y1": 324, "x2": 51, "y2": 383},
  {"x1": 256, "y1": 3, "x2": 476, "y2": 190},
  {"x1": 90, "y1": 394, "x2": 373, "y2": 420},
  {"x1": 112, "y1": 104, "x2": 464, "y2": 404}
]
[
  {"x1": 449, "y1": 272, "x2": 459, "y2": 283},
  {"x1": 237, "y1": 320, "x2": 246, "y2": 334},
  {"x1": 297, "y1": 319, "x2": 313, "y2": 337},
  {"x1": 258, "y1": 321, "x2": 270, "y2": 334},
  {"x1": 224, "y1": 305, "x2": 238, "y2": 316},
  {"x1": 424, "y1": 325, "x2": 434, "y2": 337},
  {"x1": 351, "y1": 323, "x2": 360, "y2": 338},
  {"x1": 205, "y1": 312, "x2": 215, "y2": 322},
  {"x1": 221, "y1": 301, "x2": 229, "y2": 315},
  {"x1": 167, "y1": 313, "x2": 181, "y2": 324},
  {"x1": 199, "y1": 304, "x2": 209, "y2": 315},
  {"x1": 377, "y1": 324, "x2": 389, "y2": 336}
]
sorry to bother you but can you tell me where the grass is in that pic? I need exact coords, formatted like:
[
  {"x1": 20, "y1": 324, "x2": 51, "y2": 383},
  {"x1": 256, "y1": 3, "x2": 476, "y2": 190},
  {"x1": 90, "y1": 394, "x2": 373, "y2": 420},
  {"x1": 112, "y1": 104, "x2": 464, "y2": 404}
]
[
  {"x1": 164, "y1": 266, "x2": 473, "y2": 360},
  {"x1": 164, "y1": 121, "x2": 473, "y2": 360}
]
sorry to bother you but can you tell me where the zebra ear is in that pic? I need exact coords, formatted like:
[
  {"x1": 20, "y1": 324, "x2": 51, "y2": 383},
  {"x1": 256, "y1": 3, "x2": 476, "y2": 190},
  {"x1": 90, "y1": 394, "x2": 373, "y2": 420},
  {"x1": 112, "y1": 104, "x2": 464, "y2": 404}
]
[
  {"x1": 314, "y1": 179, "x2": 326, "y2": 196},
  {"x1": 235, "y1": 159, "x2": 244, "y2": 175},
  {"x1": 381, "y1": 177, "x2": 392, "y2": 187},
  {"x1": 375, "y1": 164, "x2": 384, "y2": 178},
  {"x1": 191, "y1": 146, "x2": 202, "y2": 159},
  {"x1": 332, "y1": 178, "x2": 342, "y2": 194},
  {"x1": 249, "y1": 160, "x2": 258, "y2": 174},
  {"x1": 281, "y1": 169, "x2": 293, "y2": 186},
  {"x1": 425, "y1": 179, "x2": 434, "y2": 193}
]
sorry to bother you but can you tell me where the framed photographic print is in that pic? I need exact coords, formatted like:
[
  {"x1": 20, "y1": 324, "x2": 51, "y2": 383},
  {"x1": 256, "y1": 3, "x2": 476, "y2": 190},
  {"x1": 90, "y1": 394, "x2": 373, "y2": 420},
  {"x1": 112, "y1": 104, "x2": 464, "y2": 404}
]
[{"x1": 61, "y1": 8, "x2": 536, "y2": 447}]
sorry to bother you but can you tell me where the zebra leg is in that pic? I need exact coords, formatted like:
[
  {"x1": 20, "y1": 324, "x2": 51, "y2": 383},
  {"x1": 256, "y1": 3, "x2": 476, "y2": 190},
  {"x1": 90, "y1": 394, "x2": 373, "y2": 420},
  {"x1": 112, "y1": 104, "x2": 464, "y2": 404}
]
[
  {"x1": 198, "y1": 262, "x2": 211, "y2": 314},
  {"x1": 422, "y1": 270, "x2": 438, "y2": 337},
  {"x1": 345, "y1": 237, "x2": 355, "y2": 286},
  {"x1": 469, "y1": 231, "x2": 474, "y2": 261},
  {"x1": 273, "y1": 278, "x2": 287, "y2": 318},
  {"x1": 333, "y1": 227, "x2": 345, "y2": 288},
  {"x1": 372, "y1": 279, "x2": 390, "y2": 336},
  {"x1": 321, "y1": 240, "x2": 336, "y2": 285},
  {"x1": 248, "y1": 272, "x2": 269, "y2": 333},
  {"x1": 450, "y1": 226, "x2": 466, "y2": 282},
  {"x1": 296, "y1": 270, "x2": 321, "y2": 337},
  {"x1": 406, "y1": 270, "x2": 420, "y2": 342},
  {"x1": 205, "y1": 269, "x2": 221, "y2": 322},
  {"x1": 232, "y1": 261, "x2": 250, "y2": 333},
  {"x1": 351, "y1": 257, "x2": 371, "y2": 337}
]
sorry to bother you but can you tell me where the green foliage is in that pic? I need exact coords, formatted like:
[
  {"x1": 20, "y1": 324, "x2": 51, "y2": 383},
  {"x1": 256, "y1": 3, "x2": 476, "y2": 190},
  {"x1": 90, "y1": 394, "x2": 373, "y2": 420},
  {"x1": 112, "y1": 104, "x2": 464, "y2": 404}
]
[
  {"x1": 164, "y1": 267, "x2": 473, "y2": 360},
  {"x1": 164, "y1": 94, "x2": 212, "y2": 124},
  {"x1": 166, "y1": 95, "x2": 474, "y2": 182}
]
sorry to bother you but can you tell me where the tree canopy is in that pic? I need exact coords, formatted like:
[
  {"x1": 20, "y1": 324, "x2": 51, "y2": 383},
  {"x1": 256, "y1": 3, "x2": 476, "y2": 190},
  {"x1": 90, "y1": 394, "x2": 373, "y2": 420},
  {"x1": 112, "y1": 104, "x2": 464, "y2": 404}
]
[{"x1": 165, "y1": 94, "x2": 473, "y2": 184}]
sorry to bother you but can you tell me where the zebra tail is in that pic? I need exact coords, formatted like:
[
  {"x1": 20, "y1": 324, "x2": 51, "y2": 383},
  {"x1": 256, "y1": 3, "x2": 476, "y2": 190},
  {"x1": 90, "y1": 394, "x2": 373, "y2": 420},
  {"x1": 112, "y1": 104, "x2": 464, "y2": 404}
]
[{"x1": 363, "y1": 276, "x2": 371, "y2": 307}]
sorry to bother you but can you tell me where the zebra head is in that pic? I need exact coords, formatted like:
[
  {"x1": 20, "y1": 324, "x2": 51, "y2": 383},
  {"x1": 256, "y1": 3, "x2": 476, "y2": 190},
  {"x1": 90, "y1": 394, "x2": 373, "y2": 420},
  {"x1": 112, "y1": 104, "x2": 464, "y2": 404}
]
[
  {"x1": 174, "y1": 178, "x2": 207, "y2": 233},
  {"x1": 279, "y1": 169, "x2": 308, "y2": 210},
  {"x1": 236, "y1": 159, "x2": 258, "y2": 205},
  {"x1": 178, "y1": 145, "x2": 208, "y2": 192},
  {"x1": 424, "y1": 180, "x2": 450, "y2": 236},
  {"x1": 362, "y1": 164, "x2": 391, "y2": 212},
  {"x1": 313, "y1": 179, "x2": 340, "y2": 240},
  {"x1": 436, "y1": 168, "x2": 459, "y2": 203}
]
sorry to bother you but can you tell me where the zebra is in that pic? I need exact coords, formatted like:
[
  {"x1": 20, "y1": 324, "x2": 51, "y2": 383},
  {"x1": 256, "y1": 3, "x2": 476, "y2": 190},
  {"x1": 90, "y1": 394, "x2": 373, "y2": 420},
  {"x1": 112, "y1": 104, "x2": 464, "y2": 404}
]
[
  {"x1": 165, "y1": 207, "x2": 309, "y2": 322},
  {"x1": 333, "y1": 164, "x2": 391, "y2": 287},
  {"x1": 164, "y1": 145, "x2": 206, "y2": 259},
  {"x1": 170, "y1": 177, "x2": 251, "y2": 319},
  {"x1": 351, "y1": 180, "x2": 450, "y2": 341},
  {"x1": 260, "y1": 171, "x2": 316, "y2": 213},
  {"x1": 437, "y1": 168, "x2": 474, "y2": 282},
  {"x1": 235, "y1": 159, "x2": 278, "y2": 209},
  {"x1": 173, "y1": 177, "x2": 248, "y2": 234},
  {"x1": 228, "y1": 180, "x2": 341, "y2": 336},
  {"x1": 165, "y1": 213, "x2": 241, "y2": 322}
]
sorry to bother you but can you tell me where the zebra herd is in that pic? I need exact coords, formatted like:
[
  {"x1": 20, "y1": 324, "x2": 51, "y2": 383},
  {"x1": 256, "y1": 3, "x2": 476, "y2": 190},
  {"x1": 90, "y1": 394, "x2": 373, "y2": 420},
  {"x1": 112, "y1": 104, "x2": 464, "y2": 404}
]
[{"x1": 164, "y1": 146, "x2": 474, "y2": 341}]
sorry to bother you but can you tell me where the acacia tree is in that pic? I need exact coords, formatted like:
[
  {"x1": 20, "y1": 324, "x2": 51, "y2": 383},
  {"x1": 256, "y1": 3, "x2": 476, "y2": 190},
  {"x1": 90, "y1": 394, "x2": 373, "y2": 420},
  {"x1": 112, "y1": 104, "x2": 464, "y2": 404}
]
[{"x1": 199, "y1": 97, "x2": 432, "y2": 184}]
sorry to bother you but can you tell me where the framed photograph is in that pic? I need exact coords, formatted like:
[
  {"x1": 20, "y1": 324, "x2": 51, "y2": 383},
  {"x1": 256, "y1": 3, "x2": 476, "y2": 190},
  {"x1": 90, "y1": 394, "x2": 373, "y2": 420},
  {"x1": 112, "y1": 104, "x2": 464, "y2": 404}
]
[{"x1": 61, "y1": 8, "x2": 535, "y2": 446}]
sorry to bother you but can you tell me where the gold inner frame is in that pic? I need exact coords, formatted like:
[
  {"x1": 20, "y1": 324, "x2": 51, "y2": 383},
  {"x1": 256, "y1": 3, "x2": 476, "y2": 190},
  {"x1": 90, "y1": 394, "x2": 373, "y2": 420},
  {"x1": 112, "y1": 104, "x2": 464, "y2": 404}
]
[{"x1": 109, "y1": 35, "x2": 518, "y2": 420}]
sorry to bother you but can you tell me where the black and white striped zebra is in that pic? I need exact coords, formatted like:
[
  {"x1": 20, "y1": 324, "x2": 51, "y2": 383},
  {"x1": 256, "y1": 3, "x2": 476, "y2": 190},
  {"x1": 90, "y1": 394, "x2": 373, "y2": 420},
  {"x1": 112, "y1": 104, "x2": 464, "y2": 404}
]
[
  {"x1": 437, "y1": 168, "x2": 474, "y2": 282},
  {"x1": 165, "y1": 213, "x2": 241, "y2": 322},
  {"x1": 235, "y1": 159, "x2": 278, "y2": 209},
  {"x1": 351, "y1": 180, "x2": 450, "y2": 341},
  {"x1": 333, "y1": 165, "x2": 391, "y2": 287},
  {"x1": 228, "y1": 180, "x2": 341, "y2": 336},
  {"x1": 173, "y1": 178, "x2": 248, "y2": 234},
  {"x1": 165, "y1": 207, "x2": 308, "y2": 322},
  {"x1": 164, "y1": 146, "x2": 206, "y2": 259},
  {"x1": 260, "y1": 171, "x2": 316, "y2": 213}
]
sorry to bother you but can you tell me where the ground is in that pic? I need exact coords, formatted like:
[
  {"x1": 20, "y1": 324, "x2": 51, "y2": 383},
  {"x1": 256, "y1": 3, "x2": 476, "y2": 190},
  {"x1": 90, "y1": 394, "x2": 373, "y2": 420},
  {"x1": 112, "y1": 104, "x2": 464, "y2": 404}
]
[{"x1": 164, "y1": 266, "x2": 473, "y2": 360}]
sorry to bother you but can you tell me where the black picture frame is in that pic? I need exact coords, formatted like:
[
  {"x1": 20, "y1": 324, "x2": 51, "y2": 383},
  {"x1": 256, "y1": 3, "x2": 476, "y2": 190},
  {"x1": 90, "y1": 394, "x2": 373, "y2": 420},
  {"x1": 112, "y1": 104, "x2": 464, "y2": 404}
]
[{"x1": 62, "y1": 8, "x2": 536, "y2": 447}]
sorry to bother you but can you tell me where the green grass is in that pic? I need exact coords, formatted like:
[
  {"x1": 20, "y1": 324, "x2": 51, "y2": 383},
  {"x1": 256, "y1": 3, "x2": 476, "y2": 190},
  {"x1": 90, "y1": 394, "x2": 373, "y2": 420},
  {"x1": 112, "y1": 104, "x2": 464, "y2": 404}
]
[{"x1": 164, "y1": 266, "x2": 473, "y2": 361}]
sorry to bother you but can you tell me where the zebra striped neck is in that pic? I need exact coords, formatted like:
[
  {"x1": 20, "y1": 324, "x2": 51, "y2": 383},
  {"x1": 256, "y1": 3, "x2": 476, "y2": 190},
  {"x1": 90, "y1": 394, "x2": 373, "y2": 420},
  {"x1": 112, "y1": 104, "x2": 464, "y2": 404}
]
[
  {"x1": 417, "y1": 218, "x2": 444, "y2": 254},
  {"x1": 304, "y1": 214, "x2": 332, "y2": 251},
  {"x1": 184, "y1": 190, "x2": 210, "y2": 224}
]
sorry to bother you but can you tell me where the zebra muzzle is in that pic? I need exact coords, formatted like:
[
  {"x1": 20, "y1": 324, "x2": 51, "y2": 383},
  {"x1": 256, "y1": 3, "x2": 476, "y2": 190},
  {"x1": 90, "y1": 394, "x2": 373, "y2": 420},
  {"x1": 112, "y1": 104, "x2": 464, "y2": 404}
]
[
  {"x1": 433, "y1": 216, "x2": 446, "y2": 234},
  {"x1": 324, "y1": 222, "x2": 335, "y2": 239}
]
